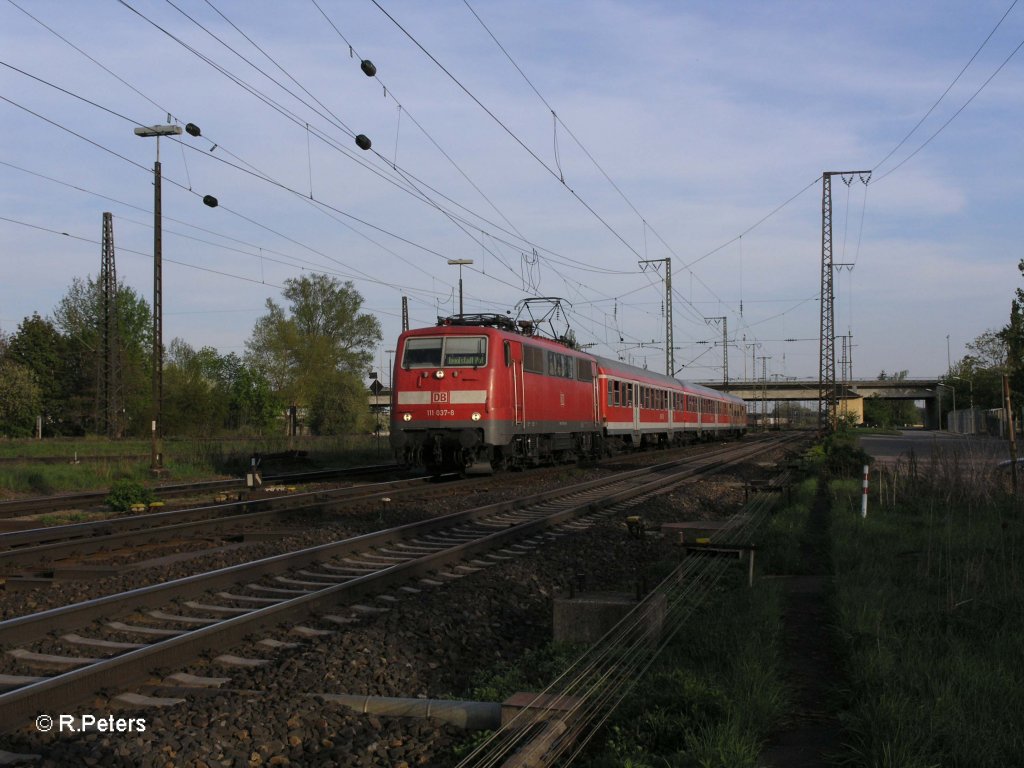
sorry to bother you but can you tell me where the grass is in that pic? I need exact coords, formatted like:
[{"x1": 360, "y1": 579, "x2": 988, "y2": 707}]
[
  {"x1": 830, "y1": 448, "x2": 1024, "y2": 768},
  {"x1": 760, "y1": 476, "x2": 817, "y2": 575},
  {"x1": 450, "y1": 571, "x2": 788, "y2": 768},
  {"x1": 588, "y1": 577, "x2": 788, "y2": 767}
]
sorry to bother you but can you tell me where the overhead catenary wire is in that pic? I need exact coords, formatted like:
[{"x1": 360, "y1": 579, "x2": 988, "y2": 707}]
[
  {"x1": 368, "y1": 0, "x2": 645, "y2": 262},
  {"x1": 15, "y1": 0, "x2": 1012, "y2": 372},
  {"x1": 57, "y1": 0, "x2": 650, "y2": 319},
  {"x1": 872, "y1": 0, "x2": 1020, "y2": 174},
  {"x1": 4, "y1": 2, "x2": 774, "y2": 364},
  {"x1": 873, "y1": 19, "x2": 1024, "y2": 183}
]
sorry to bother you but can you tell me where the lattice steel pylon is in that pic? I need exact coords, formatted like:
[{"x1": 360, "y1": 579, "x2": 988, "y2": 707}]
[
  {"x1": 819, "y1": 171, "x2": 870, "y2": 432},
  {"x1": 99, "y1": 212, "x2": 123, "y2": 437},
  {"x1": 639, "y1": 258, "x2": 673, "y2": 376},
  {"x1": 704, "y1": 316, "x2": 729, "y2": 384}
]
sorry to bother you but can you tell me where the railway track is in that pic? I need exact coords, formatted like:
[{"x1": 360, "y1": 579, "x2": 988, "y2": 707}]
[
  {"x1": 0, "y1": 472, "x2": 452, "y2": 577},
  {"x1": 0, "y1": 463, "x2": 401, "y2": 520},
  {"x1": 0, "y1": 434, "x2": 794, "y2": 734}
]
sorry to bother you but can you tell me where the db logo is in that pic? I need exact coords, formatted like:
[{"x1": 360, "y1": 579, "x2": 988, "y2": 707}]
[{"x1": 432, "y1": 392, "x2": 449, "y2": 403}]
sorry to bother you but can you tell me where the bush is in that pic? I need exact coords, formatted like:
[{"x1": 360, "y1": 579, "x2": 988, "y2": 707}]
[
  {"x1": 26, "y1": 471, "x2": 53, "y2": 495},
  {"x1": 106, "y1": 479, "x2": 153, "y2": 511},
  {"x1": 822, "y1": 430, "x2": 871, "y2": 478}
]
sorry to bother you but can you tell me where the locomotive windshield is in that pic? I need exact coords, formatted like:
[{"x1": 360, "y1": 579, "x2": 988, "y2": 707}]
[
  {"x1": 443, "y1": 336, "x2": 487, "y2": 367},
  {"x1": 402, "y1": 336, "x2": 487, "y2": 368}
]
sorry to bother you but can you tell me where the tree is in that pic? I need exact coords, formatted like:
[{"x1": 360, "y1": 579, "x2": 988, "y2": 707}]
[
  {"x1": 54, "y1": 277, "x2": 151, "y2": 437},
  {"x1": 163, "y1": 339, "x2": 228, "y2": 436},
  {"x1": 246, "y1": 275, "x2": 381, "y2": 435},
  {"x1": 225, "y1": 356, "x2": 280, "y2": 435},
  {"x1": 0, "y1": 359, "x2": 42, "y2": 437},
  {"x1": 4, "y1": 313, "x2": 74, "y2": 434},
  {"x1": 1001, "y1": 266, "x2": 1024, "y2": 413}
]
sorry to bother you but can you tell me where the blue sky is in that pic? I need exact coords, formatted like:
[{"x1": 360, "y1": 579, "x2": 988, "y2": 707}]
[{"x1": 2, "y1": 0, "x2": 1022, "y2": 384}]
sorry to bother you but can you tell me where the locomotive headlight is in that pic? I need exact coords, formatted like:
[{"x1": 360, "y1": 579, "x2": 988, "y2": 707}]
[
  {"x1": 434, "y1": 370, "x2": 445, "y2": 379},
  {"x1": 402, "y1": 413, "x2": 412, "y2": 422},
  {"x1": 471, "y1": 412, "x2": 482, "y2": 421}
]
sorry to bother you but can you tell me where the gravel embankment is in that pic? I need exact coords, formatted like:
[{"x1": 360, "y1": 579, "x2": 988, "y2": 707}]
[{"x1": 0, "y1": 446, "x2": 795, "y2": 766}]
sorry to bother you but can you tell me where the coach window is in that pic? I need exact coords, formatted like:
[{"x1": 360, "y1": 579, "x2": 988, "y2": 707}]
[
  {"x1": 443, "y1": 336, "x2": 487, "y2": 367},
  {"x1": 402, "y1": 337, "x2": 443, "y2": 368}
]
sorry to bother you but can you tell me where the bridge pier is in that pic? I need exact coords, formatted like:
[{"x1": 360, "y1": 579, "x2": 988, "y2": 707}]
[
  {"x1": 926, "y1": 395, "x2": 943, "y2": 430},
  {"x1": 838, "y1": 396, "x2": 864, "y2": 425}
]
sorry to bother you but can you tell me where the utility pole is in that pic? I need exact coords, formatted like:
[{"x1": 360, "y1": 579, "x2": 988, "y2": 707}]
[
  {"x1": 757, "y1": 355, "x2": 771, "y2": 430},
  {"x1": 447, "y1": 259, "x2": 473, "y2": 316},
  {"x1": 705, "y1": 317, "x2": 728, "y2": 384},
  {"x1": 135, "y1": 120, "x2": 214, "y2": 474},
  {"x1": 819, "y1": 170, "x2": 870, "y2": 433},
  {"x1": 838, "y1": 332, "x2": 853, "y2": 423},
  {"x1": 640, "y1": 258, "x2": 673, "y2": 376},
  {"x1": 99, "y1": 213, "x2": 122, "y2": 438}
]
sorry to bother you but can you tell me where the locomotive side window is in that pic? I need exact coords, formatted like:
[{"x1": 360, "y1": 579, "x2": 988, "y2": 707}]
[
  {"x1": 524, "y1": 345, "x2": 544, "y2": 373},
  {"x1": 402, "y1": 337, "x2": 443, "y2": 368},
  {"x1": 547, "y1": 352, "x2": 562, "y2": 378},
  {"x1": 443, "y1": 336, "x2": 487, "y2": 367},
  {"x1": 576, "y1": 358, "x2": 593, "y2": 382},
  {"x1": 547, "y1": 351, "x2": 575, "y2": 380}
]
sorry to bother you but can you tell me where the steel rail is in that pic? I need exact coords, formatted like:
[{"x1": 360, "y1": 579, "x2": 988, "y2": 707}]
[
  {"x1": 0, "y1": 436, "x2": 789, "y2": 732},
  {"x1": 0, "y1": 474, "x2": 441, "y2": 571},
  {"x1": 0, "y1": 464, "x2": 401, "y2": 519}
]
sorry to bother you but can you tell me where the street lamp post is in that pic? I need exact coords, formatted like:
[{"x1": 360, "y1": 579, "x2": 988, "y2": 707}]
[
  {"x1": 951, "y1": 375, "x2": 974, "y2": 433},
  {"x1": 936, "y1": 382, "x2": 956, "y2": 431},
  {"x1": 951, "y1": 375, "x2": 973, "y2": 409},
  {"x1": 447, "y1": 259, "x2": 473, "y2": 316},
  {"x1": 135, "y1": 123, "x2": 182, "y2": 475}
]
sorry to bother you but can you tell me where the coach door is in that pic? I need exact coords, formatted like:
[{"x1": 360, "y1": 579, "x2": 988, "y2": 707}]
[
  {"x1": 505, "y1": 340, "x2": 525, "y2": 426},
  {"x1": 631, "y1": 383, "x2": 641, "y2": 438}
]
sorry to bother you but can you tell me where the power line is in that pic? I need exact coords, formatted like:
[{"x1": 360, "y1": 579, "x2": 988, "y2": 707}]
[
  {"x1": 369, "y1": 0, "x2": 645, "y2": 262},
  {"x1": 873, "y1": 0, "x2": 1020, "y2": 174},
  {"x1": 874, "y1": 28, "x2": 1024, "y2": 183}
]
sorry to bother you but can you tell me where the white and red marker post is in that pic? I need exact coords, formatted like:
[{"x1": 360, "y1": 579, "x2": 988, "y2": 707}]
[{"x1": 861, "y1": 464, "x2": 869, "y2": 518}]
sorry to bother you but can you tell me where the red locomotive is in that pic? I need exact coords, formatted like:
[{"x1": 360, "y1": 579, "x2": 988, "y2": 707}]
[{"x1": 389, "y1": 314, "x2": 747, "y2": 473}]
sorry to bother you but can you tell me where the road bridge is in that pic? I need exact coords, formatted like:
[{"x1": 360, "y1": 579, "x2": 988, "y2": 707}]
[{"x1": 700, "y1": 378, "x2": 945, "y2": 428}]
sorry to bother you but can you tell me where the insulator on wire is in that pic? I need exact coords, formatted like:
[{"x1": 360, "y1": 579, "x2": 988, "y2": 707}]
[
  {"x1": 185, "y1": 123, "x2": 201, "y2": 137},
  {"x1": 202, "y1": 195, "x2": 218, "y2": 208},
  {"x1": 361, "y1": 60, "x2": 377, "y2": 77},
  {"x1": 355, "y1": 134, "x2": 372, "y2": 150}
]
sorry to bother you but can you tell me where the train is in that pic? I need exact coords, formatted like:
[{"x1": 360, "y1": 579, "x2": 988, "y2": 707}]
[{"x1": 389, "y1": 314, "x2": 747, "y2": 473}]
